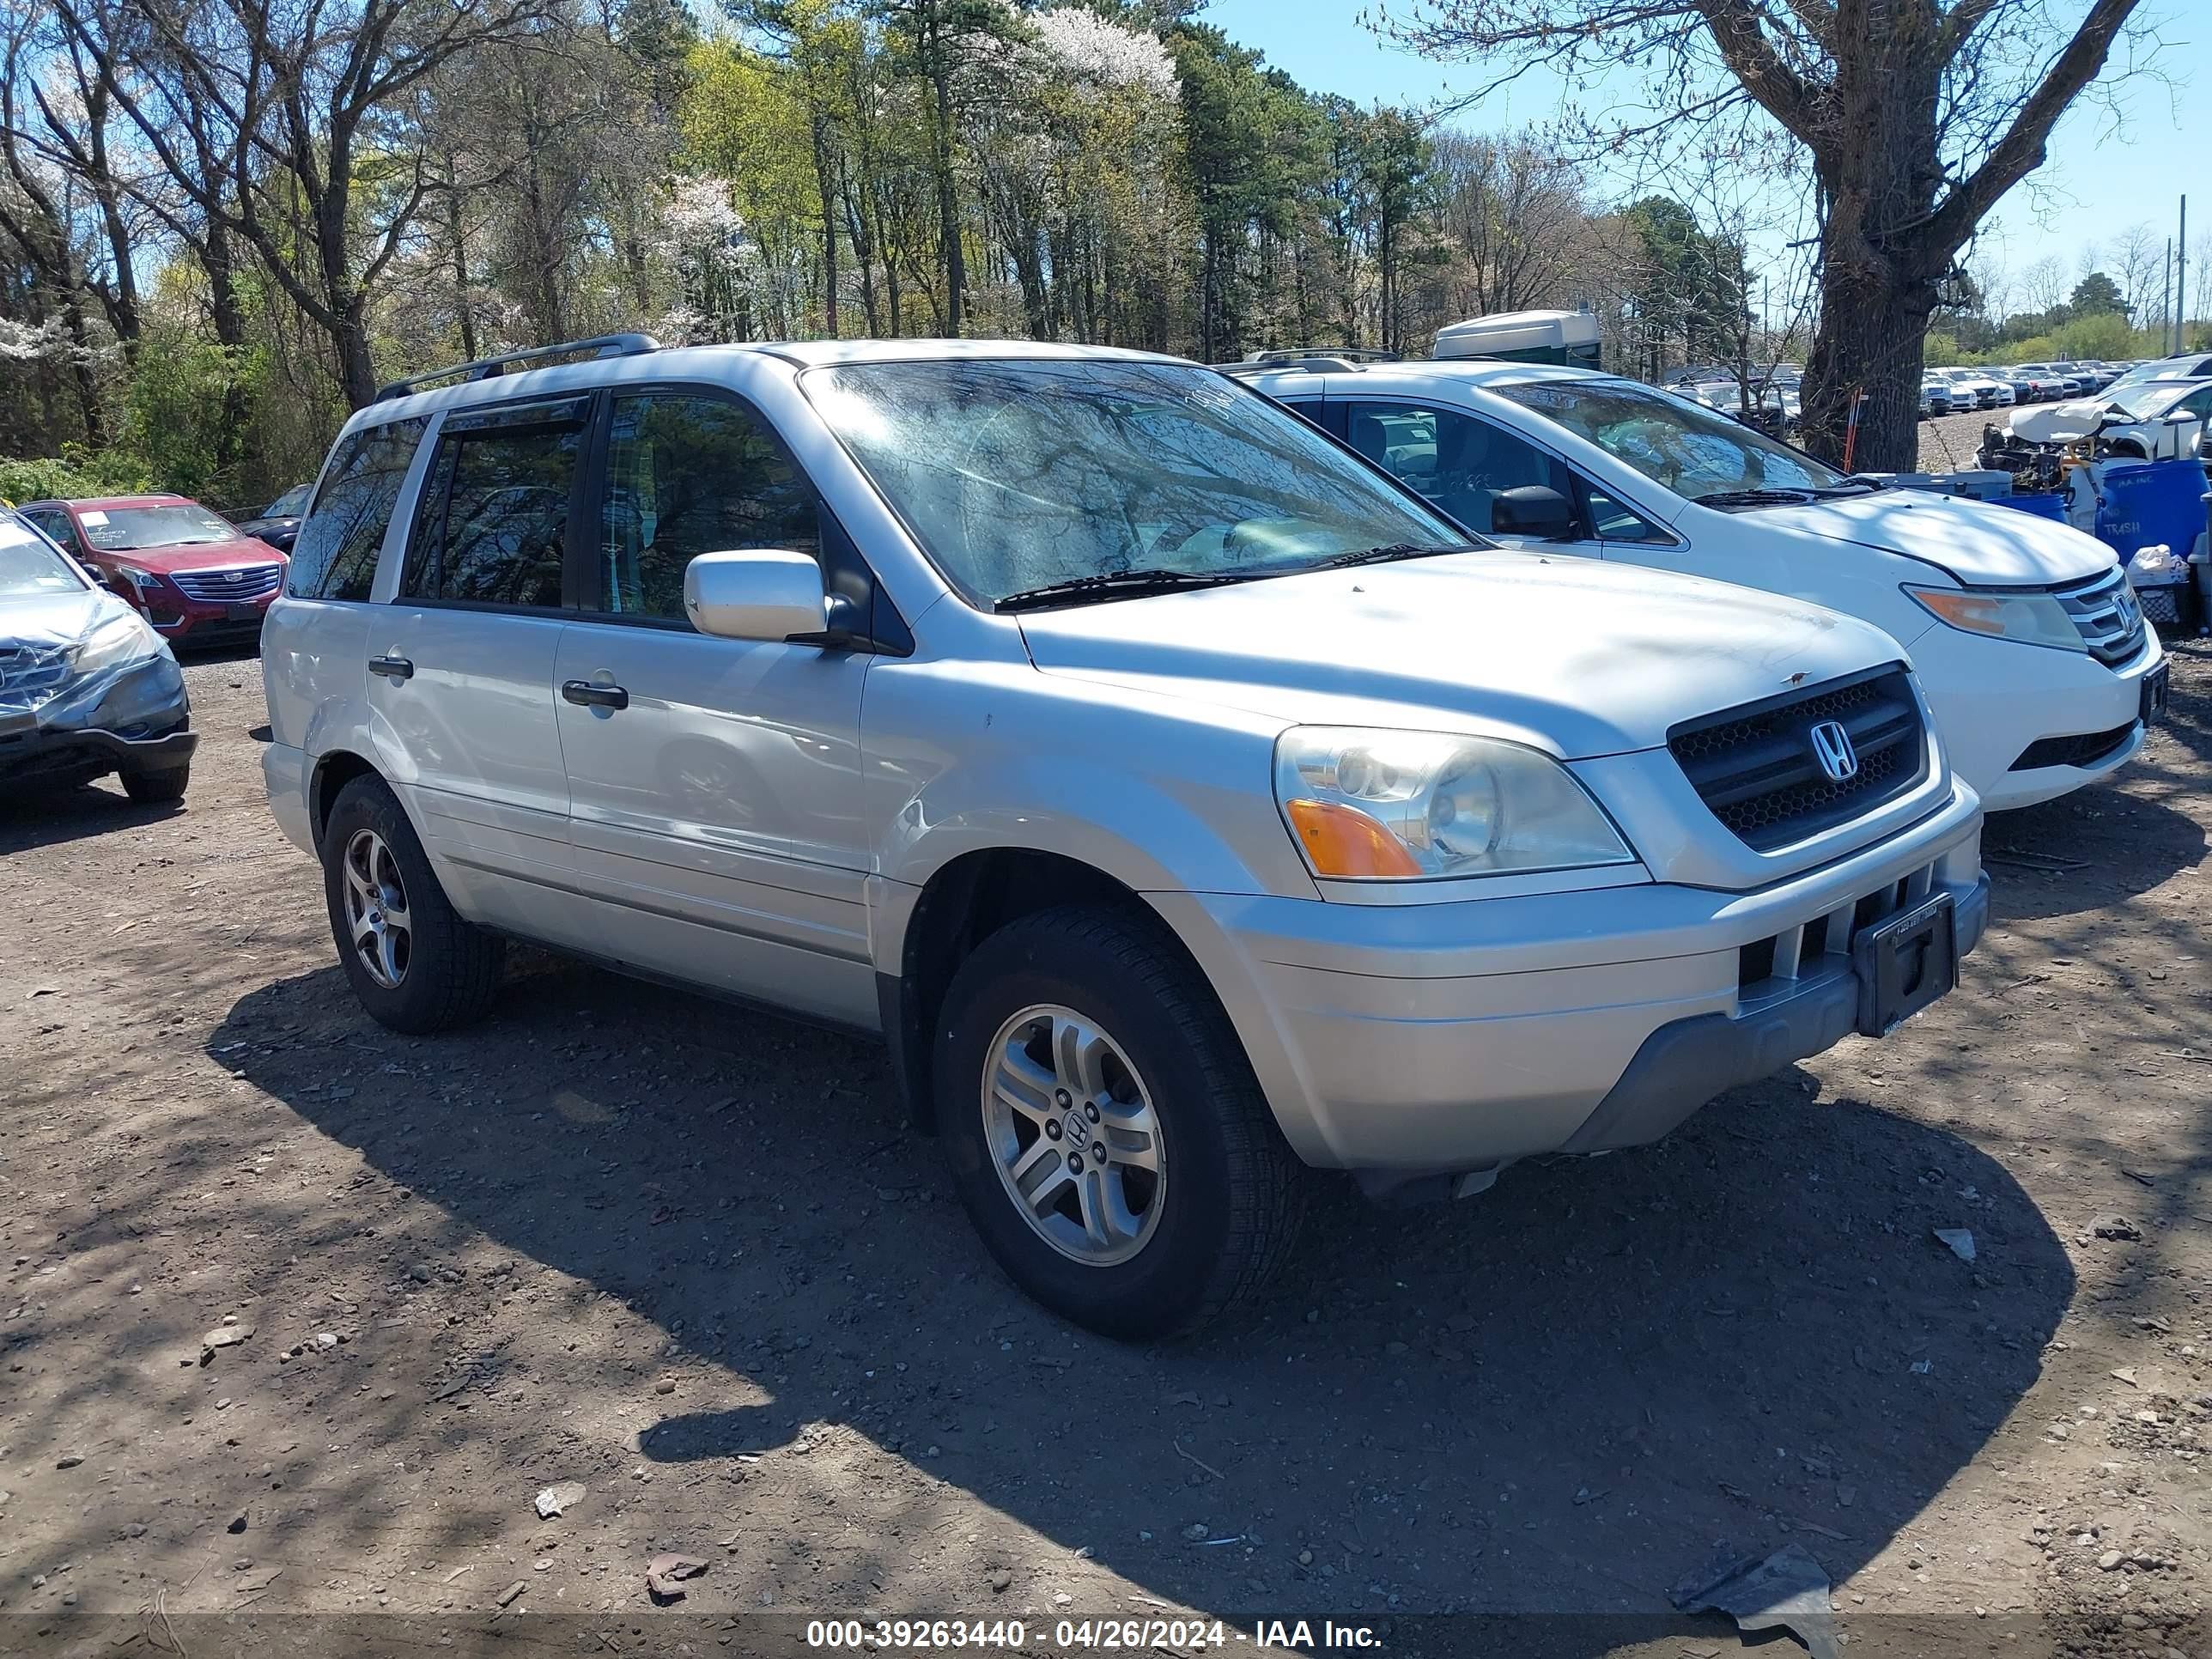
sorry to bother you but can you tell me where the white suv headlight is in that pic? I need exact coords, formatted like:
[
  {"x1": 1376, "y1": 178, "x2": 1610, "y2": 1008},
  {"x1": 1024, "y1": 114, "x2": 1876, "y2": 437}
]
[{"x1": 1274, "y1": 726, "x2": 1635, "y2": 880}]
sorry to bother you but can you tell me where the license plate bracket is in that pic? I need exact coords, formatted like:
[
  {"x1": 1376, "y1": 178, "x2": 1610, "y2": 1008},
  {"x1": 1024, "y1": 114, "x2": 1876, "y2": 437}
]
[
  {"x1": 225, "y1": 602, "x2": 262, "y2": 623},
  {"x1": 2141, "y1": 662, "x2": 2170, "y2": 726},
  {"x1": 1853, "y1": 893, "x2": 1958, "y2": 1038}
]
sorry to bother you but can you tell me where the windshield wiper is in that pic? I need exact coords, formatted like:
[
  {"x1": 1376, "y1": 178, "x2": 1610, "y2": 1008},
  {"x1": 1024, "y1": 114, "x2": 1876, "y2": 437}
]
[
  {"x1": 1692, "y1": 488, "x2": 1818, "y2": 508},
  {"x1": 1314, "y1": 541, "x2": 1482, "y2": 569},
  {"x1": 994, "y1": 568, "x2": 1251, "y2": 612}
]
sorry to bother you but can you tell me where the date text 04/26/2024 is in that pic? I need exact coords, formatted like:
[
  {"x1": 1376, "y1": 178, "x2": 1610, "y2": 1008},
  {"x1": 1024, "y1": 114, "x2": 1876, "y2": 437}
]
[{"x1": 801, "y1": 1618, "x2": 1382, "y2": 1650}]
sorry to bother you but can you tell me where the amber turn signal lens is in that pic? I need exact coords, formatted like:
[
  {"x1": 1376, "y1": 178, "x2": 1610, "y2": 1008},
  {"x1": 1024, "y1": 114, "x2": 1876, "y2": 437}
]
[{"x1": 1285, "y1": 799, "x2": 1423, "y2": 878}]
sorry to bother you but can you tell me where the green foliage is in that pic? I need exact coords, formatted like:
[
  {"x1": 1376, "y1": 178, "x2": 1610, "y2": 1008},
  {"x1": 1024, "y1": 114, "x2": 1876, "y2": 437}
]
[
  {"x1": 2068, "y1": 271, "x2": 2127, "y2": 318},
  {"x1": 0, "y1": 447, "x2": 154, "y2": 506},
  {"x1": 121, "y1": 334, "x2": 264, "y2": 504}
]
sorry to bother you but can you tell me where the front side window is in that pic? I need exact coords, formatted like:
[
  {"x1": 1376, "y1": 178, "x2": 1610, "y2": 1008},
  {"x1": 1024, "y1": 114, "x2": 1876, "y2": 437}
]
[
  {"x1": 24, "y1": 508, "x2": 76, "y2": 550},
  {"x1": 1495, "y1": 378, "x2": 1849, "y2": 504},
  {"x1": 804, "y1": 359, "x2": 1461, "y2": 607},
  {"x1": 76, "y1": 502, "x2": 234, "y2": 551},
  {"x1": 289, "y1": 418, "x2": 429, "y2": 600},
  {"x1": 1343, "y1": 402, "x2": 1565, "y2": 535},
  {"x1": 0, "y1": 518, "x2": 87, "y2": 597},
  {"x1": 599, "y1": 393, "x2": 819, "y2": 621},
  {"x1": 403, "y1": 404, "x2": 583, "y2": 609}
]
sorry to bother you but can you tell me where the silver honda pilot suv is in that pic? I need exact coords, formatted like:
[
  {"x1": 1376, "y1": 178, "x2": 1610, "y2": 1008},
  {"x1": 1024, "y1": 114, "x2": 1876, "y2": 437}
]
[{"x1": 262, "y1": 336, "x2": 1988, "y2": 1337}]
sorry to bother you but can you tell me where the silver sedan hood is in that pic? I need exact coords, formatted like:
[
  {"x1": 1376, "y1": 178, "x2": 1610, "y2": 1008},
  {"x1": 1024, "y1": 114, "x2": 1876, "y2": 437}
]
[{"x1": 1016, "y1": 550, "x2": 1904, "y2": 760}]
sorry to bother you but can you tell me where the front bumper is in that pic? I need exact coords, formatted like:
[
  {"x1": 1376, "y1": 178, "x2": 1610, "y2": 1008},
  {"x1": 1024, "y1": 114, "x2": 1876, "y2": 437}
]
[
  {"x1": 0, "y1": 651, "x2": 197, "y2": 787},
  {"x1": 1153, "y1": 781, "x2": 1984, "y2": 1181},
  {"x1": 1911, "y1": 626, "x2": 2164, "y2": 813},
  {"x1": 0, "y1": 720, "x2": 197, "y2": 787}
]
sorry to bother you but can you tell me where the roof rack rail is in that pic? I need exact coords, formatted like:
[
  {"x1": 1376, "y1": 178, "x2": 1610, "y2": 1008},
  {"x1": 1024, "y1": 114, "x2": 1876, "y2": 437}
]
[
  {"x1": 373, "y1": 332, "x2": 664, "y2": 403},
  {"x1": 1215, "y1": 355, "x2": 1377, "y2": 377}
]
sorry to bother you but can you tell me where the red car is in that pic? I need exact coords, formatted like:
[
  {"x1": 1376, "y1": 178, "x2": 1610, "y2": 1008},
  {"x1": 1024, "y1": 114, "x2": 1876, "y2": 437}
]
[{"x1": 17, "y1": 494, "x2": 290, "y2": 652}]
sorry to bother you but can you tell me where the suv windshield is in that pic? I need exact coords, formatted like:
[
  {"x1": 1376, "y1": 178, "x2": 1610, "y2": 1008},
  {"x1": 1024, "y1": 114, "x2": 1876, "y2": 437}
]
[
  {"x1": 804, "y1": 358, "x2": 1464, "y2": 606},
  {"x1": 1494, "y1": 377, "x2": 1849, "y2": 504},
  {"x1": 263, "y1": 484, "x2": 312, "y2": 518},
  {"x1": 0, "y1": 519, "x2": 88, "y2": 598},
  {"x1": 78, "y1": 503, "x2": 236, "y2": 550}
]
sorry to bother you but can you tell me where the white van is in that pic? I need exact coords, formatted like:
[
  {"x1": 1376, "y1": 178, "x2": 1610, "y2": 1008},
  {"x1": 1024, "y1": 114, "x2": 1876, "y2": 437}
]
[{"x1": 1249, "y1": 360, "x2": 2166, "y2": 811}]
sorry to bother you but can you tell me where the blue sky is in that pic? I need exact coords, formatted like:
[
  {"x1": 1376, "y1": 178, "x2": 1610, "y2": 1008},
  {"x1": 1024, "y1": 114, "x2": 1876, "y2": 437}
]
[{"x1": 1204, "y1": 0, "x2": 2204, "y2": 295}]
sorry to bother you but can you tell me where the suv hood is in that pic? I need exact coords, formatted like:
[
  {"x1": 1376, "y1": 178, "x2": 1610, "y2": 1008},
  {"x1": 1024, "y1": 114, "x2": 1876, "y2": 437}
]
[
  {"x1": 1744, "y1": 489, "x2": 2113, "y2": 586},
  {"x1": 2, "y1": 586, "x2": 109, "y2": 651},
  {"x1": 1016, "y1": 551, "x2": 1899, "y2": 759}
]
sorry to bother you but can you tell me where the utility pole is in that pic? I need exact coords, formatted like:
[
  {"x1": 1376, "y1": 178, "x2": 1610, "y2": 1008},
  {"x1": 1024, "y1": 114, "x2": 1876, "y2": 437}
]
[{"x1": 2177, "y1": 195, "x2": 2189, "y2": 354}]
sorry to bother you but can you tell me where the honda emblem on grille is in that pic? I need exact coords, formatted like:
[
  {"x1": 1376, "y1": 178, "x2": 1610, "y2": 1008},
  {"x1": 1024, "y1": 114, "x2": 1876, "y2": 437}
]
[{"x1": 1809, "y1": 720, "x2": 1859, "y2": 781}]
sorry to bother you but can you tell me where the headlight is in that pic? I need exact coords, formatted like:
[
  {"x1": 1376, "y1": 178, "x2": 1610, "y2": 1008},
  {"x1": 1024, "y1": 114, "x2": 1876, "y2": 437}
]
[
  {"x1": 1274, "y1": 726, "x2": 1635, "y2": 880},
  {"x1": 1902, "y1": 584, "x2": 2084, "y2": 652},
  {"x1": 73, "y1": 608, "x2": 161, "y2": 675},
  {"x1": 110, "y1": 563, "x2": 162, "y2": 595}
]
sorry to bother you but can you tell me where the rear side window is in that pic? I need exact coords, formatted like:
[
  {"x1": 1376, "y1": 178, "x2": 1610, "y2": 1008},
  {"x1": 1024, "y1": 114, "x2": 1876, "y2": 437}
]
[
  {"x1": 289, "y1": 418, "x2": 428, "y2": 600},
  {"x1": 597, "y1": 392, "x2": 819, "y2": 621},
  {"x1": 402, "y1": 400, "x2": 585, "y2": 609}
]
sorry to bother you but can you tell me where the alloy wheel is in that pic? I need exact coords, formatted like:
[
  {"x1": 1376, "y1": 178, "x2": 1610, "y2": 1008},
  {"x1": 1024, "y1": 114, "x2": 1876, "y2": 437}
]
[
  {"x1": 342, "y1": 827, "x2": 412, "y2": 990},
  {"x1": 981, "y1": 1003, "x2": 1167, "y2": 1267}
]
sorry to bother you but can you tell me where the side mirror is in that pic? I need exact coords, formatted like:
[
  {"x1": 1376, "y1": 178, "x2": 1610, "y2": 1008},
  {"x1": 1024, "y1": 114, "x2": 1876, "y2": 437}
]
[
  {"x1": 684, "y1": 550, "x2": 829, "y2": 642},
  {"x1": 1490, "y1": 484, "x2": 1576, "y2": 541}
]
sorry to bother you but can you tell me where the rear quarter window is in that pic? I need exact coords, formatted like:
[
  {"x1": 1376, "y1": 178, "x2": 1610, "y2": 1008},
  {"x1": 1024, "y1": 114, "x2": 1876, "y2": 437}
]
[{"x1": 288, "y1": 418, "x2": 430, "y2": 601}]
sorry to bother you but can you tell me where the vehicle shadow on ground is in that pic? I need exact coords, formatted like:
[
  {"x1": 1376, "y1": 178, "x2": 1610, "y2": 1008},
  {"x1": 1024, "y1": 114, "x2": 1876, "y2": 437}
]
[
  {"x1": 194, "y1": 960, "x2": 2075, "y2": 1620},
  {"x1": 0, "y1": 779, "x2": 182, "y2": 855}
]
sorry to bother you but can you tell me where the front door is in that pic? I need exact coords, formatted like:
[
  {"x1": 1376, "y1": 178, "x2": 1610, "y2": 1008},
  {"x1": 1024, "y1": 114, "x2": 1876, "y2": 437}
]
[
  {"x1": 552, "y1": 388, "x2": 874, "y2": 1027},
  {"x1": 1339, "y1": 399, "x2": 1609, "y2": 560},
  {"x1": 366, "y1": 395, "x2": 590, "y2": 944}
]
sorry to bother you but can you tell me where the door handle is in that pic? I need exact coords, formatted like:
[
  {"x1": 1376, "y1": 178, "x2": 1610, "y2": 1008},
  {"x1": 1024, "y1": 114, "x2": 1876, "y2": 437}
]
[
  {"x1": 562, "y1": 678, "x2": 629, "y2": 710},
  {"x1": 369, "y1": 653, "x2": 414, "y2": 681}
]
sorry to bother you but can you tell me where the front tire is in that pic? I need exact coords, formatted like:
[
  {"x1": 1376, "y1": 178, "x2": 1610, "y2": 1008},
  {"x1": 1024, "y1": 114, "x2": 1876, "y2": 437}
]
[
  {"x1": 934, "y1": 904, "x2": 1309, "y2": 1339},
  {"x1": 319, "y1": 775, "x2": 503, "y2": 1034},
  {"x1": 122, "y1": 767, "x2": 189, "y2": 805}
]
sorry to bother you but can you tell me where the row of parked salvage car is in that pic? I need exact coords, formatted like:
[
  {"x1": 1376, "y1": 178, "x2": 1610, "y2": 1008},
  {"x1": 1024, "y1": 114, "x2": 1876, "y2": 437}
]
[{"x1": 0, "y1": 334, "x2": 2175, "y2": 1337}]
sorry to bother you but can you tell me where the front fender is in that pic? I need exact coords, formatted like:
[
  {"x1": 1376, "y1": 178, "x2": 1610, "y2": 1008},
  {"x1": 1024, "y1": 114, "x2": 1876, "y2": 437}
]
[{"x1": 862, "y1": 658, "x2": 1320, "y2": 975}]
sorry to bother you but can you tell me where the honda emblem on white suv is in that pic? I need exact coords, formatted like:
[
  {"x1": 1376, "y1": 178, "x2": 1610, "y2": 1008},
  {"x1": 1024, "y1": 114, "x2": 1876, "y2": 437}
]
[{"x1": 1809, "y1": 720, "x2": 1859, "y2": 781}]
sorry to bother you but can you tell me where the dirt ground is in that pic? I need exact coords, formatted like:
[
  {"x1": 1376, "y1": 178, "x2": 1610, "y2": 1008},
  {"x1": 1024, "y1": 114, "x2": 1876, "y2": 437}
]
[
  {"x1": 1918, "y1": 408, "x2": 1999, "y2": 476},
  {"x1": 3, "y1": 638, "x2": 2209, "y2": 1659}
]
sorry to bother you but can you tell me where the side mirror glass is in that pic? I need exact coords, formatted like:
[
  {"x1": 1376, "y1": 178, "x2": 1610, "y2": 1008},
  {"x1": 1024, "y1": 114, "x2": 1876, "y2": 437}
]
[
  {"x1": 1490, "y1": 484, "x2": 1576, "y2": 541},
  {"x1": 684, "y1": 550, "x2": 830, "y2": 642}
]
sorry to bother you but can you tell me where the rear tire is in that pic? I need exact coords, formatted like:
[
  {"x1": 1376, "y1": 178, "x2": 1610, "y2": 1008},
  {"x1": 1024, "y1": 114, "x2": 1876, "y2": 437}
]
[
  {"x1": 319, "y1": 775, "x2": 503, "y2": 1034},
  {"x1": 122, "y1": 767, "x2": 188, "y2": 805},
  {"x1": 934, "y1": 903, "x2": 1309, "y2": 1340}
]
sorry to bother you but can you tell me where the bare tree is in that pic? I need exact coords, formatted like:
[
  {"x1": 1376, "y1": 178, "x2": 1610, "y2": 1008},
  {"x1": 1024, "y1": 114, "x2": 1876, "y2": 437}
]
[
  {"x1": 1378, "y1": 0, "x2": 2154, "y2": 469},
  {"x1": 2110, "y1": 222, "x2": 2160, "y2": 328},
  {"x1": 52, "y1": 0, "x2": 556, "y2": 407},
  {"x1": 2020, "y1": 253, "x2": 2068, "y2": 316}
]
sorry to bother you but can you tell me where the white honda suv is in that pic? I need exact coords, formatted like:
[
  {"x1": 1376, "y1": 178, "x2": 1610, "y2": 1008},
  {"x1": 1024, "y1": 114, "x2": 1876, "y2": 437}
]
[{"x1": 262, "y1": 336, "x2": 1988, "y2": 1337}]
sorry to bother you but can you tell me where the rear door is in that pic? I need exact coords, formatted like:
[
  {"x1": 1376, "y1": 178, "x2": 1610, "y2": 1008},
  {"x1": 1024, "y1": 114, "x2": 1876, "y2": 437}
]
[
  {"x1": 365, "y1": 395, "x2": 592, "y2": 945},
  {"x1": 550, "y1": 386, "x2": 876, "y2": 1026}
]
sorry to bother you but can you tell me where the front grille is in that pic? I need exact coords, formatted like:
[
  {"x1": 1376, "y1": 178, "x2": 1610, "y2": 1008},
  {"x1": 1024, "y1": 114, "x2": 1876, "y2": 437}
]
[
  {"x1": 2010, "y1": 720, "x2": 2138, "y2": 771},
  {"x1": 1669, "y1": 667, "x2": 1929, "y2": 853},
  {"x1": 0, "y1": 643, "x2": 70, "y2": 705},
  {"x1": 170, "y1": 563, "x2": 282, "y2": 603},
  {"x1": 2053, "y1": 566, "x2": 2147, "y2": 665}
]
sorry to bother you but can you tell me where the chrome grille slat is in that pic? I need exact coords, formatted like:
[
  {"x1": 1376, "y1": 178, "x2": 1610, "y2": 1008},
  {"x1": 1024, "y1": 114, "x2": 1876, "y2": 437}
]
[
  {"x1": 0, "y1": 643, "x2": 70, "y2": 702},
  {"x1": 170, "y1": 563, "x2": 281, "y2": 603},
  {"x1": 2052, "y1": 566, "x2": 2147, "y2": 665}
]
